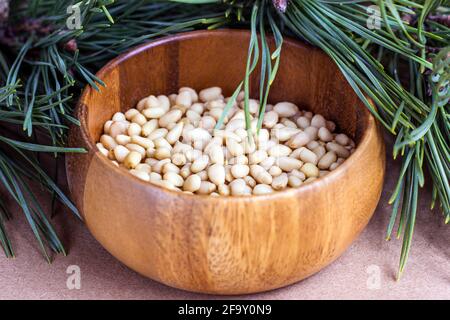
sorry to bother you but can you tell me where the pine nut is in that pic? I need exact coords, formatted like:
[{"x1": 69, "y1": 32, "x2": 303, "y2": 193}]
[
  {"x1": 130, "y1": 169, "x2": 150, "y2": 182},
  {"x1": 191, "y1": 155, "x2": 209, "y2": 173},
  {"x1": 288, "y1": 132, "x2": 310, "y2": 148},
  {"x1": 326, "y1": 142, "x2": 350, "y2": 158},
  {"x1": 100, "y1": 134, "x2": 117, "y2": 150},
  {"x1": 199, "y1": 87, "x2": 222, "y2": 102},
  {"x1": 277, "y1": 157, "x2": 303, "y2": 171},
  {"x1": 272, "y1": 173, "x2": 288, "y2": 190},
  {"x1": 113, "y1": 145, "x2": 130, "y2": 163},
  {"x1": 124, "y1": 151, "x2": 142, "y2": 169},
  {"x1": 141, "y1": 119, "x2": 158, "y2": 137},
  {"x1": 116, "y1": 134, "x2": 131, "y2": 146},
  {"x1": 253, "y1": 184, "x2": 274, "y2": 195},
  {"x1": 96, "y1": 143, "x2": 109, "y2": 157},
  {"x1": 231, "y1": 164, "x2": 250, "y2": 179},
  {"x1": 288, "y1": 175, "x2": 303, "y2": 187},
  {"x1": 263, "y1": 111, "x2": 278, "y2": 128},
  {"x1": 99, "y1": 86, "x2": 356, "y2": 195},
  {"x1": 164, "y1": 172, "x2": 184, "y2": 187},
  {"x1": 159, "y1": 109, "x2": 183, "y2": 128},
  {"x1": 230, "y1": 179, "x2": 246, "y2": 196},
  {"x1": 301, "y1": 163, "x2": 319, "y2": 178},
  {"x1": 172, "y1": 153, "x2": 187, "y2": 166},
  {"x1": 197, "y1": 181, "x2": 216, "y2": 195},
  {"x1": 166, "y1": 122, "x2": 184, "y2": 144},
  {"x1": 154, "y1": 147, "x2": 171, "y2": 160},
  {"x1": 318, "y1": 127, "x2": 333, "y2": 142},
  {"x1": 299, "y1": 148, "x2": 318, "y2": 165},
  {"x1": 335, "y1": 133, "x2": 350, "y2": 146},
  {"x1": 296, "y1": 116, "x2": 310, "y2": 129},
  {"x1": 311, "y1": 114, "x2": 326, "y2": 128},
  {"x1": 274, "y1": 102, "x2": 298, "y2": 117},
  {"x1": 208, "y1": 164, "x2": 226, "y2": 185},
  {"x1": 142, "y1": 107, "x2": 166, "y2": 119},
  {"x1": 131, "y1": 135, "x2": 154, "y2": 149},
  {"x1": 109, "y1": 121, "x2": 128, "y2": 138}
]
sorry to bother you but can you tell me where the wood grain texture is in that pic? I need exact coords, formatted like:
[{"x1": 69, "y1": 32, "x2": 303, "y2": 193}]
[{"x1": 66, "y1": 29, "x2": 385, "y2": 295}]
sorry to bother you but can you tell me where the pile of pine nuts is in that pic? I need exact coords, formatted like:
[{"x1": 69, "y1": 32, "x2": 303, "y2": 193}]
[{"x1": 97, "y1": 87, "x2": 355, "y2": 196}]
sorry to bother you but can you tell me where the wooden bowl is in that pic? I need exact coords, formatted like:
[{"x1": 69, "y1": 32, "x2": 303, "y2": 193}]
[{"x1": 66, "y1": 29, "x2": 385, "y2": 295}]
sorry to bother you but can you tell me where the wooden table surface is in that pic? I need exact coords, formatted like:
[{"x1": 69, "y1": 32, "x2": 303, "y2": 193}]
[{"x1": 0, "y1": 135, "x2": 449, "y2": 299}]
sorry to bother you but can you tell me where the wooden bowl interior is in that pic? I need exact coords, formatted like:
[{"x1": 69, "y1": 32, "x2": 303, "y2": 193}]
[{"x1": 84, "y1": 30, "x2": 368, "y2": 148}]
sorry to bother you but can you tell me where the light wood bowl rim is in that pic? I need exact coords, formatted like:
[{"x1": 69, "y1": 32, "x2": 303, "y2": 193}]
[{"x1": 77, "y1": 29, "x2": 376, "y2": 202}]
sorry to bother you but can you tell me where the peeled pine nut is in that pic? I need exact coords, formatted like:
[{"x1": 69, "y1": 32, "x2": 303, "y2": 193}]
[
  {"x1": 141, "y1": 119, "x2": 158, "y2": 137},
  {"x1": 164, "y1": 172, "x2": 184, "y2": 187},
  {"x1": 199, "y1": 87, "x2": 221, "y2": 102},
  {"x1": 183, "y1": 174, "x2": 201, "y2": 192},
  {"x1": 260, "y1": 156, "x2": 276, "y2": 171},
  {"x1": 166, "y1": 122, "x2": 184, "y2": 145},
  {"x1": 277, "y1": 157, "x2": 303, "y2": 172},
  {"x1": 206, "y1": 144, "x2": 224, "y2": 165},
  {"x1": 268, "y1": 166, "x2": 282, "y2": 177},
  {"x1": 100, "y1": 134, "x2": 117, "y2": 150},
  {"x1": 197, "y1": 181, "x2": 216, "y2": 195},
  {"x1": 142, "y1": 107, "x2": 166, "y2": 119},
  {"x1": 130, "y1": 169, "x2": 150, "y2": 182},
  {"x1": 311, "y1": 114, "x2": 326, "y2": 128},
  {"x1": 109, "y1": 121, "x2": 128, "y2": 138},
  {"x1": 268, "y1": 144, "x2": 292, "y2": 157},
  {"x1": 191, "y1": 155, "x2": 209, "y2": 173},
  {"x1": 335, "y1": 133, "x2": 350, "y2": 146},
  {"x1": 288, "y1": 175, "x2": 303, "y2": 187},
  {"x1": 116, "y1": 134, "x2": 131, "y2": 146},
  {"x1": 99, "y1": 86, "x2": 356, "y2": 196},
  {"x1": 301, "y1": 163, "x2": 319, "y2": 178},
  {"x1": 218, "y1": 184, "x2": 230, "y2": 196},
  {"x1": 253, "y1": 184, "x2": 274, "y2": 195},
  {"x1": 123, "y1": 151, "x2": 142, "y2": 169},
  {"x1": 296, "y1": 116, "x2": 310, "y2": 129},
  {"x1": 272, "y1": 173, "x2": 288, "y2": 190},
  {"x1": 159, "y1": 109, "x2": 183, "y2": 128},
  {"x1": 318, "y1": 127, "x2": 333, "y2": 142},
  {"x1": 304, "y1": 126, "x2": 318, "y2": 140},
  {"x1": 248, "y1": 150, "x2": 268, "y2": 164},
  {"x1": 231, "y1": 164, "x2": 250, "y2": 179},
  {"x1": 230, "y1": 178, "x2": 247, "y2": 196},
  {"x1": 96, "y1": 143, "x2": 109, "y2": 157},
  {"x1": 126, "y1": 143, "x2": 146, "y2": 157},
  {"x1": 226, "y1": 138, "x2": 244, "y2": 157},
  {"x1": 113, "y1": 145, "x2": 130, "y2": 163},
  {"x1": 131, "y1": 135, "x2": 154, "y2": 149},
  {"x1": 288, "y1": 132, "x2": 310, "y2": 148},
  {"x1": 263, "y1": 111, "x2": 278, "y2": 128},
  {"x1": 148, "y1": 128, "x2": 168, "y2": 141},
  {"x1": 250, "y1": 165, "x2": 272, "y2": 185},
  {"x1": 135, "y1": 163, "x2": 152, "y2": 173},
  {"x1": 127, "y1": 123, "x2": 141, "y2": 136},
  {"x1": 163, "y1": 162, "x2": 180, "y2": 174},
  {"x1": 326, "y1": 142, "x2": 350, "y2": 158},
  {"x1": 104, "y1": 120, "x2": 113, "y2": 134},
  {"x1": 313, "y1": 146, "x2": 326, "y2": 159},
  {"x1": 154, "y1": 147, "x2": 171, "y2": 160},
  {"x1": 208, "y1": 164, "x2": 226, "y2": 185},
  {"x1": 172, "y1": 153, "x2": 187, "y2": 166},
  {"x1": 244, "y1": 175, "x2": 256, "y2": 188},
  {"x1": 299, "y1": 148, "x2": 318, "y2": 165},
  {"x1": 274, "y1": 102, "x2": 298, "y2": 117}
]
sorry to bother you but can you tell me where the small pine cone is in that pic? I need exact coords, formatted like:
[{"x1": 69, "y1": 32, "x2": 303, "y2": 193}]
[
  {"x1": 272, "y1": 0, "x2": 288, "y2": 13},
  {"x1": 0, "y1": 0, "x2": 9, "y2": 23}
]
